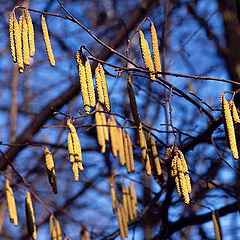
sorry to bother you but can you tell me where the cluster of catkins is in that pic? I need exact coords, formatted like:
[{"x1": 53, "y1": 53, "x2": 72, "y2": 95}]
[
  {"x1": 220, "y1": 92, "x2": 240, "y2": 159},
  {"x1": 9, "y1": 9, "x2": 55, "y2": 73}
]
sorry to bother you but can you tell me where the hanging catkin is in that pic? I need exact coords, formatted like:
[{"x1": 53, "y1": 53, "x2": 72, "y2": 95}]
[
  {"x1": 9, "y1": 11, "x2": 16, "y2": 62},
  {"x1": 5, "y1": 179, "x2": 18, "y2": 226},
  {"x1": 95, "y1": 63, "x2": 105, "y2": 104},
  {"x1": 109, "y1": 115, "x2": 118, "y2": 158},
  {"x1": 14, "y1": 17, "x2": 24, "y2": 73},
  {"x1": 99, "y1": 64, "x2": 111, "y2": 112},
  {"x1": 127, "y1": 133, "x2": 135, "y2": 172},
  {"x1": 117, "y1": 205, "x2": 125, "y2": 240},
  {"x1": 80, "y1": 225, "x2": 90, "y2": 240},
  {"x1": 25, "y1": 10, "x2": 35, "y2": 58},
  {"x1": 100, "y1": 107, "x2": 109, "y2": 141},
  {"x1": 220, "y1": 95, "x2": 238, "y2": 159},
  {"x1": 119, "y1": 203, "x2": 128, "y2": 237},
  {"x1": 138, "y1": 128, "x2": 151, "y2": 175},
  {"x1": 171, "y1": 154, "x2": 181, "y2": 197},
  {"x1": 49, "y1": 215, "x2": 57, "y2": 240},
  {"x1": 25, "y1": 191, "x2": 37, "y2": 240},
  {"x1": 55, "y1": 219, "x2": 62, "y2": 240},
  {"x1": 76, "y1": 51, "x2": 90, "y2": 114},
  {"x1": 123, "y1": 129, "x2": 131, "y2": 173},
  {"x1": 212, "y1": 210, "x2": 222, "y2": 240},
  {"x1": 95, "y1": 105, "x2": 106, "y2": 153},
  {"x1": 109, "y1": 179, "x2": 117, "y2": 213},
  {"x1": 129, "y1": 181, "x2": 137, "y2": 218},
  {"x1": 150, "y1": 21, "x2": 161, "y2": 78},
  {"x1": 229, "y1": 99, "x2": 240, "y2": 124},
  {"x1": 127, "y1": 81, "x2": 141, "y2": 128},
  {"x1": 44, "y1": 147, "x2": 57, "y2": 194},
  {"x1": 22, "y1": 16, "x2": 30, "y2": 66},
  {"x1": 118, "y1": 128, "x2": 126, "y2": 166},
  {"x1": 139, "y1": 30, "x2": 155, "y2": 81},
  {"x1": 148, "y1": 134, "x2": 161, "y2": 175},
  {"x1": 84, "y1": 57, "x2": 96, "y2": 108},
  {"x1": 41, "y1": 15, "x2": 55, "y2": 67},
  {"x1": 122, "y1": 182, "x2": 129, "y2": 222}
]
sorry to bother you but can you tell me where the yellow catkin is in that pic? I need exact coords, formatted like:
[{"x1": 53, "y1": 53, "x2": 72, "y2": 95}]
[
  {"x1": 109, "y1": 181, "x2": 117, "y2": 213},
  {"x1": 49, "y1": 215, "x2": 57, "y2": 240},
  {"x1": 41, "y1": 15, "x2": 55, "y2": 67},
  {"x1": 14, "y1": 17, "x2": 24, "y2": 73},
  {"x1": 125, "y1": 185, "x2": 134, "y2": 221},
  {"x1": 9, "y1": 12, "x2": 16, "y2": 62},
  {"x1": 119, "y1": 203, "x2": 128, "y2": 237},
  {"x1": 109, "y1": 115, "x2": 118, "y2": 158},
  {"x1": 55, "y1": 219, "x2": 62, "y2": 240},
  {"x1": 222, "y1": 97, "x2": 238, "y2": 159},
  {"x1": 122, "y1": 182, "x2": 129, "y2": 221},
  {"x1": 5, "y1": 179, "x2": 18, "y2": 226},
  {"x1": 95, "y1": 64, "x2": 105, "y2": 104},
  {"x1": 150, "y1": 21, "x2": 161, "y2": 78},
  {"x1": 72, "y1": 161, "x2": 79, "y2": 181},
  {"x1": 176, "y1": 157, "x2": 189, "y2": 204},
  {"x1": 25, "y1": 10, "x2": 35, "y2": 58},
  {"x1": 127, "y1": 81, "x2": 141, "y2": 128},
  {"x1": 212, "y1": 211, "x2": 222, "y2": 240},
  {"x1": 76, "y1": 51, "x2": 90, "y2": 114},
  {"x1": 99, "y1": 64, "x2": 111, "y2": 112},
  {"x1": 138, "y1": 128, "x2": 151, "y2": 175},
  {"x1": 139, "y1": 30, "x2": 155, "y2": 81},
  {"x1": 45, "y1": 147, "x2": 54, "y2": 170},
  {"x1": 95, "y1": 106, "x2": 105, "y2": 153},
  {"x1": 149, "y1": 134, "x2": 162, "y2": 175},
  {"x1": 171, "y1": 154, "x2": 182, "y2": 197},
  {"x1": 72, "y1": 132, "x2": 83, "y2": 170},
  {"x1": 25, "y1": 191, "x2": 37, "y2": 240},
  {"x1": 117, "y1": 205, "x2": 125, "y2": 240},
  {"x1": 22, "y1": 16, "x2": 30, "y2": 66},
  {"x1": 80, "y1": 226, "x2": 90, "y2": 240},
  {"x1": 100, "y1": 106, "x2": 109, "y2": 141},
  {"x1": 229, "y1": 99, "x2": 240, "y2": 124},
  {"x1": 123, "y1": 130, "x2": 131, "y2": 173},
  {"x1": 19, "y1": 15, "x2": 24, "y2": 36},
  {"x1": 67, "y1": 133, "x2": 75, "y2": 163},
  {"x1": 84, "y1": 57, "x2": 96, "y2": 108},
  {"x1": 178, "y1": 150, "x2": 191, "y2": 194},
  {"x1": 129, "y1": 181, "x2": 137, "y2": 218},
  {"x1": 127, "y1": 133, "x2": 135, "y2": 172},
  {"x1": 118, "y1": 128, "x2": 126, "y2": 166},
  {"x1": 67, "y1": 119, "x2": 76, "y2": 133}
]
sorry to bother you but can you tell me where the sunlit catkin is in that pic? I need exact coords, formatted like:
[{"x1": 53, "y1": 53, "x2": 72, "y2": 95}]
[
  {"x1": 127, "y1": 133, "x2": 135, "y2": 172},
  {"x1": 109, "y1": 115, "x2": 118, "y2": 158},
  {"x1": 139, "y1": 30, "x2": 155, "y2": 81},
  {"x1": 119, "y1": 203, "x2": 128, "y2": 237},
  {"x1": 67, "y1": 133, "x2": 75, "y2": 163},
  {"x1": 55, "y1": 219, "x2": 62, "y2": 240},
  {"x1": 72, "y1": 161, "x2": 79, "y2": 181},
  {"x1": 129, "y1": 181, "x2": 137, "y2": 218},
  {"x1": 9, "y1": 11, "x2": 16, "y2": 62},
  {"x1": 25, "y1": 191, "x2": 37, "y2": 240},
  {"x1": 109, "y1": 180, "x2": 117, "y2": 213},
  {"x1": 117, "y1": 205, "x2": 125, "y2": 240},
  {"x1": 212, "y1": 210, "x2": 222, "y2": 240},
  {"x1": 118, "y1": 128, "x2": 126, "y2": 166},
  {"x1": 138, "y1": 128, "x2": 151, "y2": 175},
  {"x1": 127, "y1": 81, "x2": 141, "y2": 128},
  {"x1": 14, "y1": 17, "x2": 24, "y2": 73},
  {"x1": 49, "y1": 215, "x2": 56, "y2": 240},
  {"x1": 80, "y1": 225, "x2": 90, "y2": 240},
  {"x1": 150, "y1": 21, "x2": 161, "y2": 78},
  {"x1": 41, "y1": 15, "x2": 55, "y2": 67},
  {"x1": 76, "y1": 51, "x2": 90, "y2": 114},
  {"x1": 5, "y1": 179, "x2": 18, "y2": 226},
  {"x1": 125, "y1": 184, "x2": 134, "y2": 221},
  {"x1": 22, "y1": 17, "x2": 30, "y2": 66},
  {"x1": 221, "y1": 96, "x2": 238, "y2": 159},
  {"x1": 95, "y1": 64, "x2": 104, "y2": 104},
  {"x1": 148, "y1": 134, "x2": 161, "y2": 175},
  {"x1": 99, "y1": 64, "x2": 111, "y2": 112},
  {"x1": 85, "y1": 57, "x2": 96, "y2": 107},
  {"x1": 25, "y1": 10, "x2": 35, "y2": 58},
  {"x1": 122, "y1": 182, "x2": 129, "y2": 221},
  {"x1": 123, "y1": 130, "x2": 130, "y2": 173},
  {"x1": 100, "y1": 106, "x2": 109, "y2": 141},
  {"x1": 229, "y1": 99, "x2": 240, "y2": 124}
]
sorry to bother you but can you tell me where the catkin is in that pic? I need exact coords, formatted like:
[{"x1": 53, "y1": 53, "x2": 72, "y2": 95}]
[
  {"x1": 229, "y1": 99, "x2": 240, "y2": 124},
  {"x1": 41, "y1": 15, "x2": 55, "y2": 67},
  {"x1": 127, "y1": 133, "x2": 135, "y2": 172},
  {"x1": 125, "y1": 185, "x2": 134, "y2": 221},
  {"x1": 80, "y1": 226, "x2": 90, "y2": 240},
  {"x1": 19, "y1": 15, "x2": 24, "y2": 37},
  {"x1": 129, "y1": 181, "x2": 137, "y2": 218},
  {"x1": 118, "y1": 128, "x2": 126, "y2": 166},
  {"x1": 76, "y1": 51, "x2": 90, "y2": 114},
  {"x1": 99, "y1": 64, "x2": 111, "y2": 112},
  {"x1": 5, "y1": 179, "x2": 18, "y2": 226},
  {"x1": 127, "y1": 81, "x2": 141, "y2": 128},
  {"x1": 22, "y1": 17, "x2": 30, "y2": 66},
  {"x1": 110, "y1": 181, "x2": 117, "y2": 213},
  {"x1": 212, "y1": 211, "x2": 222, "y2": 240},
  {"x1": 25, "y1": 191, "x2": 37, "y2": 240},
  {"x1": 122, "y1": 182, "x2": 129, "y2": 222},
  {"x1": 85, "y1": 57, "x2": 96, "y2": 107},
  {"x1": 95, "y1": 64, "x2": 104, "y2": 104},
  {"x1": 72, "y1": 161, "x2": 79, "y2": 181},
  {"x1": 171, "y1": 155, "x2": 181, "y2": 197},
  {"x1": 95, "y1": 108, "x2": 105, "y2": 153},
  {"x1": 150, "y1": 21, "x2": 161, "y2": 78},
  {"x1": 117, "y1": 205, "x2": 125, "y2": 240},
  {"x1": 100, "y1": 106, "x2": 109, "y2": 141},
  {"x1": 221, "y1": 96, "x2": 238, "y2": 159},
  {"x1": 55, "y1": 219, "x2": 62, "y2": 240},
  {"x1": 139, "y1": 30, "x2": 155, "y2": 81},
  {"x1": 138, "y1": 128, "x2": 151, "y2": 175},
  {"x1": 148, "y1": 134, "x2": 161, "y2": 175},
  {"x1": 25, "y1": 10, "x2": 35, "y2": 58},
  {"x1": 14, "y1": 17, "x2": 24, "y2": 73},
  {"x1": 123, "y1": 130, "x2": 131, "y2": 173},
  {"x1": 109, "y1": 115, "x2": 118, "y2": 158},
  {"x1": 119, "y1": 203, "x2": 128, "y2": 237},
  {"x1": 9, "y1": 11, "x2": 16, "y2": 62},
  {"x1": 49, "y1": 215, "x2": 57, "y2": 240},
  {"x1": 67, "y1": 133, "x2": 75, "y2": 163}
]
